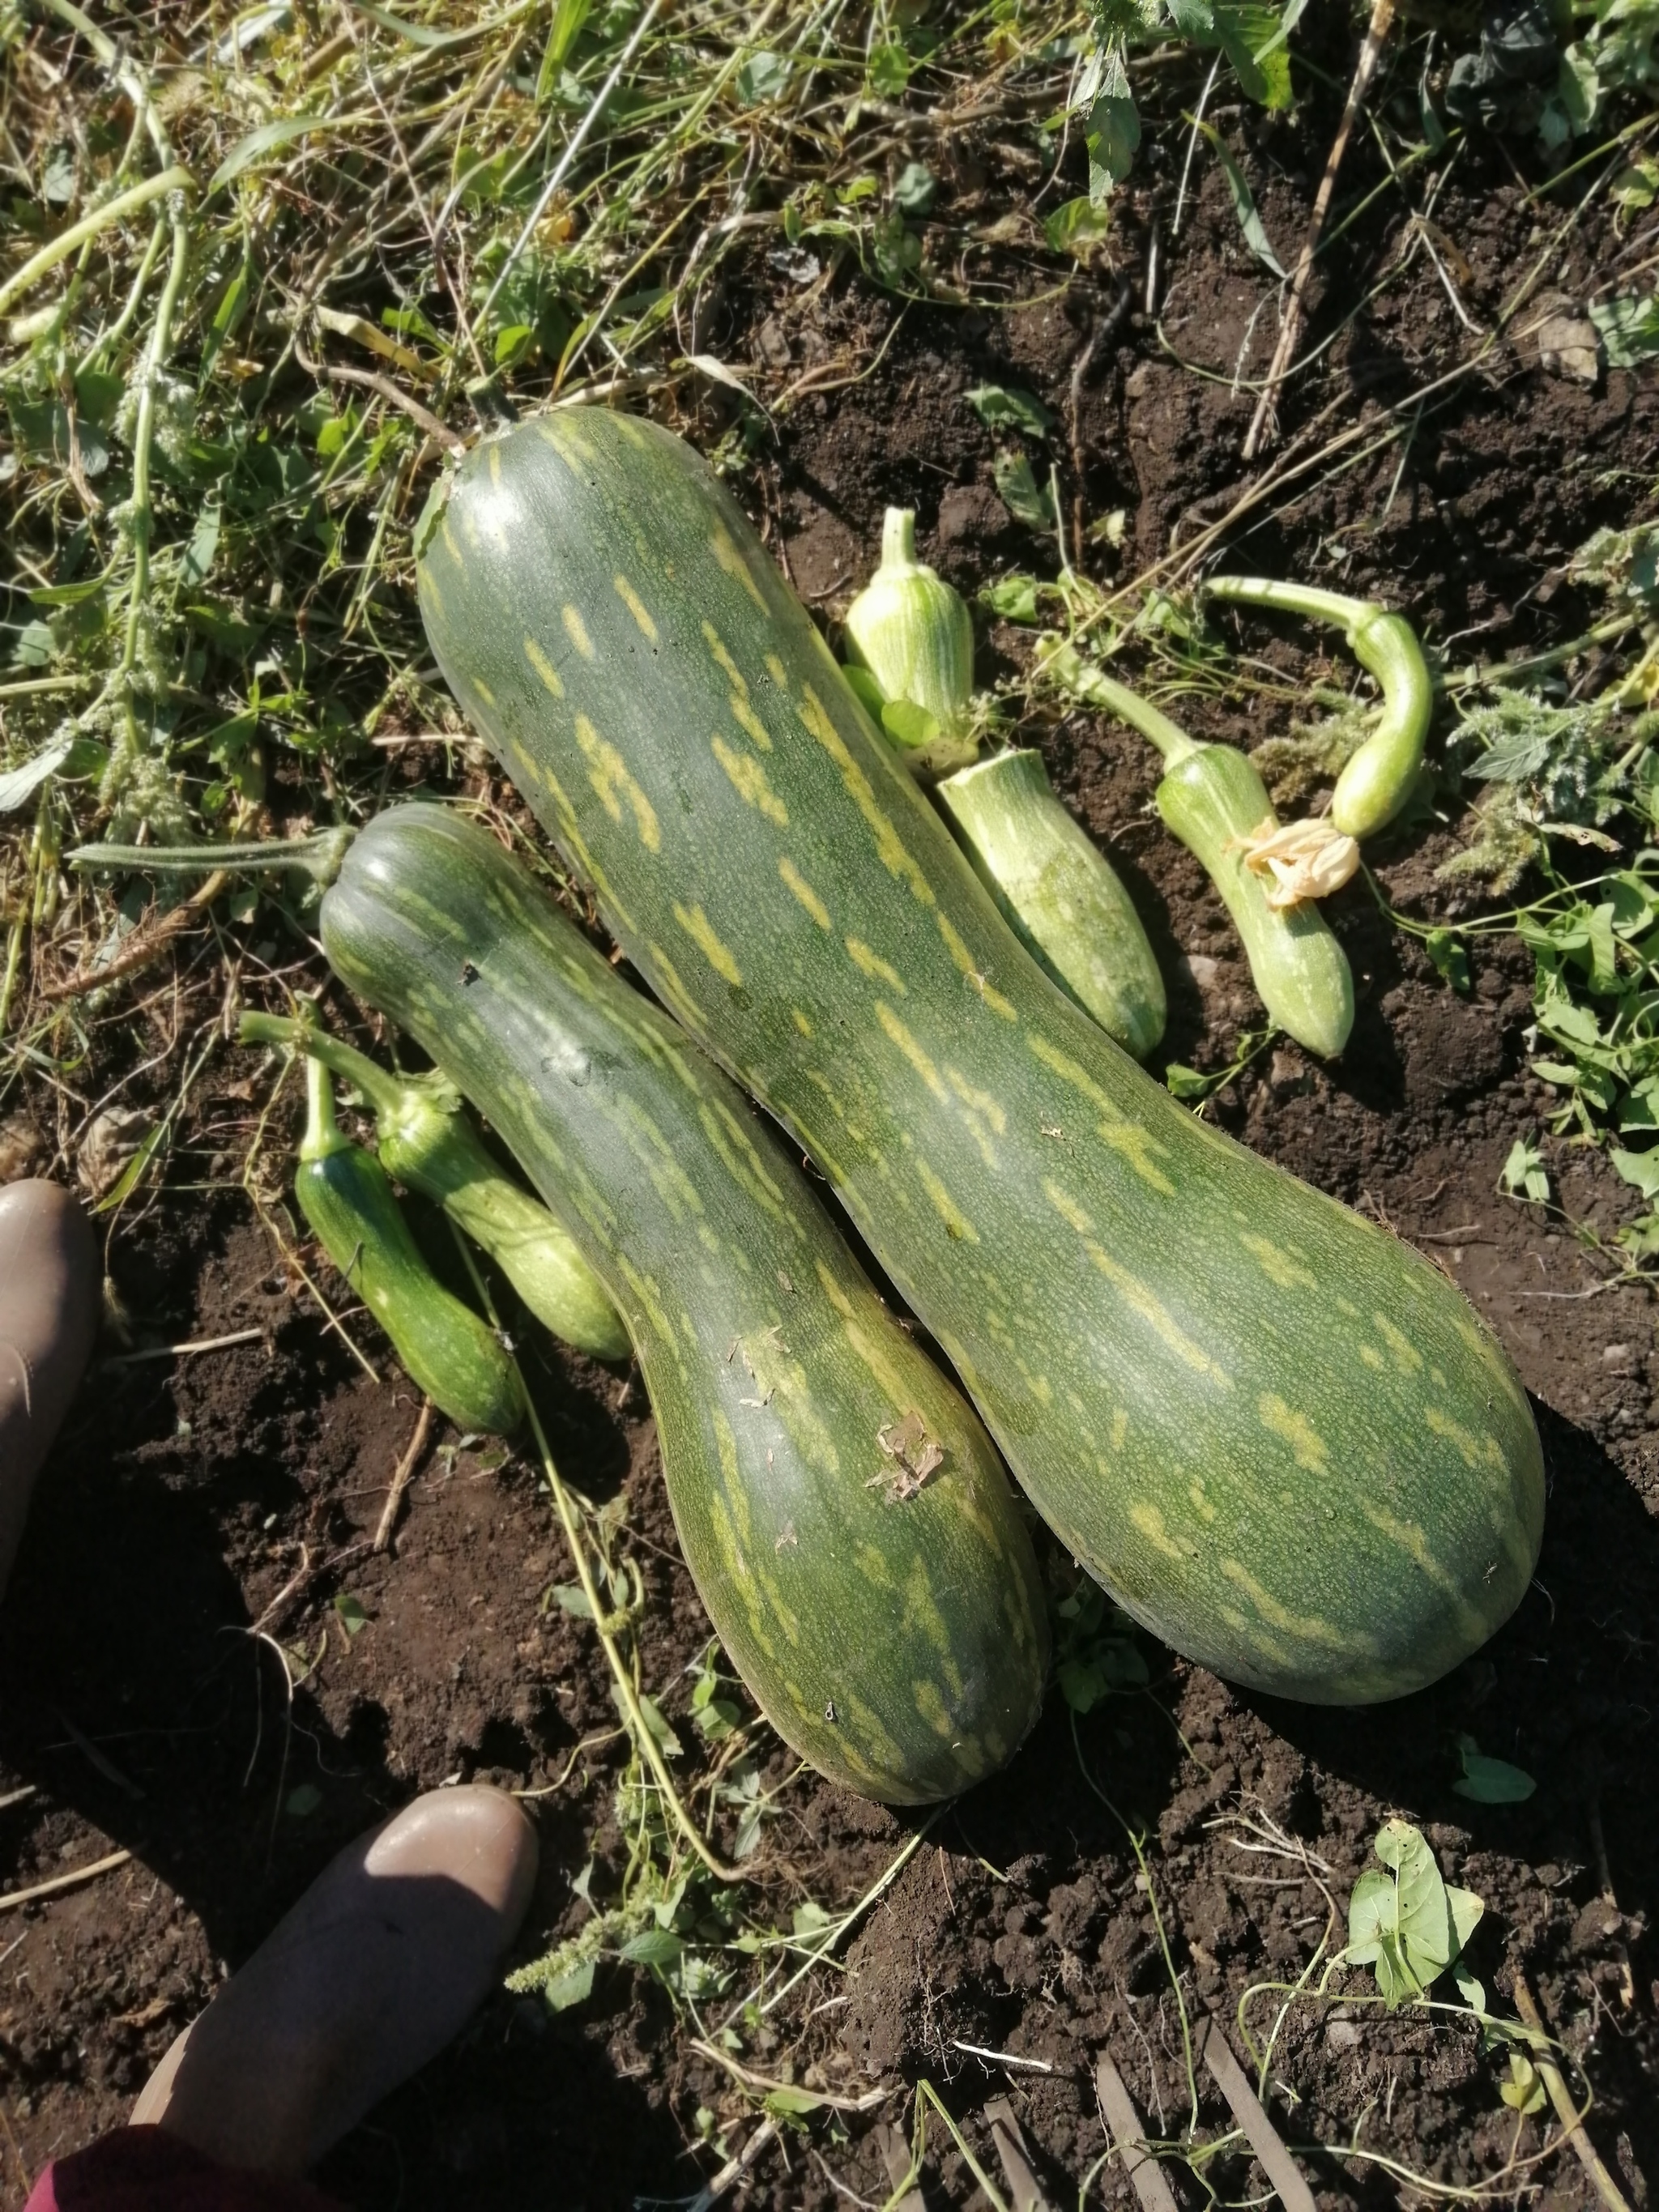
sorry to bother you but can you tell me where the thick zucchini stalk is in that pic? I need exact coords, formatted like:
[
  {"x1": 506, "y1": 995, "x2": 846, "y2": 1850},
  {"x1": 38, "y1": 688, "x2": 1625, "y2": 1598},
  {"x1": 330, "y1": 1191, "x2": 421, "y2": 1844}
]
[
  {"x1": 935, "y1": 749, "x2": 1166, "y2": 1060},
  {"x1": 1049, "y1": 650, "x2": 1354, "y2": 1060},
  {"x1": 244, "y1": 1012, "x2": 629, "y2": 1362},
  {"x1": 843, "y1": 508, "x2": 978, "y2": 775},
  {"x1": 294, "y1": 1056, "x2": 525, "y2": 1434},
  {"x1": 319, "y1": 804, "x2": 1048, "y2": 1803},
  {"x1": 1203, "y1": 576, "x2": 1432, "y2": 841}
]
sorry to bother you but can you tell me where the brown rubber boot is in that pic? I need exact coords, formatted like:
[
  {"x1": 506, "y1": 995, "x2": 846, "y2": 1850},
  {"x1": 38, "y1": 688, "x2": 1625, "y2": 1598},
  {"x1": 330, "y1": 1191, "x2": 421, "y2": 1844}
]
[
  {"x1": 0, "y1": 1179, "x2": 99, "y2": 1602},
  {"x1": 130, "y1": 1786, "x2": 539, "y2": 2176}
]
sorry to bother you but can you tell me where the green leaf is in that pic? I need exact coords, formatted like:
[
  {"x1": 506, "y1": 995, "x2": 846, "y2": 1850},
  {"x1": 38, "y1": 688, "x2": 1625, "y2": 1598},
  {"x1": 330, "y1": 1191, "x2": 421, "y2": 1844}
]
[
  {"x1": 544, "y1": 0, "x2": 593, "y2": 74},
  {"x1": 735, "y1": 49, "x2": 789, "y2": 104},
  {"x1": 981, "y1": 573, "x2": 1040, "y2": 623},
  {"x1": 1501, "y1": 2052, "x2": 1548, "y2": 2115},
  {"x1": 550, "y1": 1581, "x2": 594, "y2": 1617},
  {"x1": 967, "y1": 383, "x2": 1053, "y2": 438},
  {"x1": 543, "y1": 1956, "x2": 595, "y2": 2011},
  {"x1": 868, "y1": 41, "x2": 911, "y2": 96},
  {"x1": 1043, "y1": 196, "x2": 1113, "y2": 258},
  {"x1": 333, "y1": 1592, "x2": 369, "y2": 1637},
  {"x1": 0, "y1": 734, "x2": 75, "y2": 812},
  {"x1": 1085, "y1": 89, "x2": 1140, "y2": 198},
  {"x1": 620, "y1": 1926, "x2": 684, "y2": 1970},
  {"x1": 210, "y1": 116, "x2": 326, "y2": 192},
  {"x1": 893, "y1": 162, "x2": 937, "y2": 217},
  {"x1": 1452, "y1": 1735, "x2": 1536, "y2": 1805},
  {"x1": 1192, "y1": 118, "x2": 1285, "y2": 278},
  {"x1": 1500, "y1": 1137, "x2": 1550, "y2": 1205},
  {"x1": 1611, "y1": 1145, "x2": 1659, "y2": 1200},
  {"x1": 181, "y1": 500, "x2": 222, "y2": 591},
  {"x1": 842, "y1": 663, "x2": 886, "y2": 717},
  {"x1": 881, "y1": 698, "x2": 941, "y2": 751},
  {"x1": 1426, "y1": 928, "x2": 1471, "y2": 994},
  {"x1": 1164, "y1": 1063, "x2": 1210, "y2": 1100},
  {"x1": 1347, "y1": 1817, "x2": 1485, "y2": 2010},
  {"x1": 992, "y1": 450, "x2": 1056, "y2": 531},
  {"x1": 1591, "y1": 294, "x2": 1659, "y2": 369}
]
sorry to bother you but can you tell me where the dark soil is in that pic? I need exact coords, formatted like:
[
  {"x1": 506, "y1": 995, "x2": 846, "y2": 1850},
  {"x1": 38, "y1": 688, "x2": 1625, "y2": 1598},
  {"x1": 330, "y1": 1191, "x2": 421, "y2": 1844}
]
[{"x1": 3, "y1": 36, "x2": 1657, "y2": 2212}]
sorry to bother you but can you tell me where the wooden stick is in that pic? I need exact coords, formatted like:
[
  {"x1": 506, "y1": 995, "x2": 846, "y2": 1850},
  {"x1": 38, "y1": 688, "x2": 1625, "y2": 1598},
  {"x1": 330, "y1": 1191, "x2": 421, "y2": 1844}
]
[
  {"x1": 1094, "y1": 2054, "x2": 1180, "y2": 2212},
  {"x1": 875, "y1": 2121, "x2": 925, "y2": 2212},
  {"x1": 985, "y1": 2096, "x2": 1051, "y2": 2212},
  {"x1": 0, "y1": 1848, "x2": 130, "y2": 1913},
  {"x1": 1512, "y1": 1971, "x2": 1635, "y2": 2212},
  {"x1": 1243, "y1": 0, "x2": 1396, "y2": 461},
  {"x1": 373, "y1": 1396, "x2": 434, "y2": 1553},
  {"x1": 1196, "y1": 2016, "x2": 1317, "y2": 2212}
]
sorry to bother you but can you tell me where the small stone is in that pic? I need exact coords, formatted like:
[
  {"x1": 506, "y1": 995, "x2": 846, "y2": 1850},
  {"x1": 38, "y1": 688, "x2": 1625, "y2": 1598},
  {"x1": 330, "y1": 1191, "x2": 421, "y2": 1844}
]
[
  {"x1": 1603, "y1": 1344, "x2": 1632, "y2": 1368},
  {"x1": 1326, "y1": 2018, "x2": 1363, "y2": 2051},
  {"x1": 77, "y1": 1106, "x2": 151, "y2": 1199}
]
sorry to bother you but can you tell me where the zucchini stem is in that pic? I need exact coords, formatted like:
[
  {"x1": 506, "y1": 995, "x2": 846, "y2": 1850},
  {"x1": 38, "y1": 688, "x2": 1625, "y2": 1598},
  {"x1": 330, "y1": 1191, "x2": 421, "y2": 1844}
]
[
  {"x1": 241, "y1": 1010, "x2": 403, "y2": 1119},
  {"x1": 1201, "y1": 576, "x2": 1432, "y2": 840},
  {"x1": 299, "y1": 1054, "x2": 347, "y2": 1163},
  {"x1": 71, "y1": 829, "x2": 354, "y2": 882},
  {"x1": 1039, "y1": 644, "x2": 1200, "y2": 766}
]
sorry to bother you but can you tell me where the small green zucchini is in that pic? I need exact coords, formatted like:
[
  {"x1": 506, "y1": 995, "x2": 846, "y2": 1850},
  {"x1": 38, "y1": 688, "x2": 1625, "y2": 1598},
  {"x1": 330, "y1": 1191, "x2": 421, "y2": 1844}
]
[
  {"x1": 243, "y1": 1011, "x2": 629, "y2": 1363},
  {"x1": 843, "y1": 508, "x2": 978, "y2": 776},
  {"x1": 293, "y1": 1055, "x2": 525, "y2": 1434},
  {"x1": 1202, "y1": 576, "x2": 1432, "y2": 841},
  {"x1": 1049, "y1": 649, "x2": 1354, "y2": 1060},
  {"x1": 934, "y1": 748, "x2": 1166, "y2": 1060},
  {"x1": 318, "y1": 803, "x2": 1048, "y2": 1803}
]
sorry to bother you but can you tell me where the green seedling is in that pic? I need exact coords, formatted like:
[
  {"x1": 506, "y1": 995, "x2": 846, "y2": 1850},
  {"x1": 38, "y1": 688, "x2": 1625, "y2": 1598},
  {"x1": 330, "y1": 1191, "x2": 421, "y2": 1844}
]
[{"x1": 1344, "y1": 1818, "x2": 1486, "y2": 2012}]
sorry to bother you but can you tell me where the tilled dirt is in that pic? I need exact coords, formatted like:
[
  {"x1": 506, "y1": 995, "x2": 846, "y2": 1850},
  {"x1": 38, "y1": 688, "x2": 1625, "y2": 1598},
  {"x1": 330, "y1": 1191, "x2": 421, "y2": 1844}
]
[{"x1": 2, "y1": 45, "x2": 1657, "y2": 2212}]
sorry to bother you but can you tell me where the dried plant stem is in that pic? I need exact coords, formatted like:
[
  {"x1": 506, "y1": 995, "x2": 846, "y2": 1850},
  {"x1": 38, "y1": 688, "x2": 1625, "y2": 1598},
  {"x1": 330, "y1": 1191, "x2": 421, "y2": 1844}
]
[
  {"x1": 373, "y1": 1396, "x2": 434, "y2": 1552},
  {"x1": 1511, "y1": 1972, "x2": 1634, "y2": 2212},
  {"x1": 1243, "y1": 0, "x2": 1395, "y2": 461}
]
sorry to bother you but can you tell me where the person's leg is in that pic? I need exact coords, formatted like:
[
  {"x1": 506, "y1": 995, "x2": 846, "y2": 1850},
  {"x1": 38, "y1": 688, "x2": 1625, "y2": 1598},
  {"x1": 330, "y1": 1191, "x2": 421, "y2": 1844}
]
[
  {"x1": 28, "y1": 1787, "x2": 538, "y2": 2206},
  {"x1": 131, "y1": 1785, "x2": 538, "y2": 2172},
  {"x1": 0, "y1": 1180, "x2": 99, "y2": 1598}
]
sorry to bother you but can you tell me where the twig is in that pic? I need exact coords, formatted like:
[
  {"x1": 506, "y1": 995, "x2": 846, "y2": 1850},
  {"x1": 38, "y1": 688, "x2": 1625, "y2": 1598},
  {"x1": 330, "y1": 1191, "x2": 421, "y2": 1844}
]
[
  {"x1": 0, "y1": 1848, "x2": 131, "y2": 1913},
  {"x1": 373, "y1": 1396, "x2": 434, "y2": 1552},
  {"x1": 689, "y1": 2039, "x2": 889, "y2": 2116},
  {"x1": 0, "y1": 1788, "x2": 37, "y2": 1815},
  {"x1": 952, "y1": 2039, "x2": 1056, "y2": 2075},
  {"x1": 104, "y1": 1326, "x2": 266, "y2": 1366},
  {"x1": 1243, "y1": 0, "x2": 1396, "y2": 460},
  {"x1": 41, "y1": 871, "x2": 230, "y2": 1001},
  {"x1": 249, "y1": 1538, "x2": 375, "y2": 1640},
  {"x1": 1094, "y1": 2054, "x2": 1180, "y2": 2212},
  {"x1": 1197, "y1": 2015, "x2": 1317, "y2": 2212},
  {"x1": 690, "y1": 2117, "x2": 779, "y2": 2212},
  {"x1": 1512, "y1": 1972, "x2": 1635, "y2": 2212},
  {"x1": 295, "y1": 336, "x2": 463, "y2": 451}
]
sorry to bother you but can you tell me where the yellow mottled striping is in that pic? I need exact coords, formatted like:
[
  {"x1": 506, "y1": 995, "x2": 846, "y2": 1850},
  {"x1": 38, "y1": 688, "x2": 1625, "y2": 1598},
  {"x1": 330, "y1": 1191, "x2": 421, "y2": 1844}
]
[
  {"x1": 710, "y1": 522, "x2": 770, "y2": 612},
  {"x1": 875, "y1": 1000, "x2": 948, "y2": 1102},
  {"x1": 702, "y1": 622, "x2": 748, "y2": 697},
  {"x1": 712, "y1": 735, "x2": 787, "y2": 825},
  {"x1": 1188, "y1": 1479, "x2": 1216, "y2": 1523},
  {"x1": 646, "y1": 942, "x2": 706, "y2": 1030},
  {"x1": 1360, "y1": 1502, "x2": 1488, "y2": 1639},
  {"x1": 1336, "y1": 1296, "x2": 1360, "y2": 1319},
  {"x1": 935, "y1": 912, "x2": 1016, "y2": 1019},
  {"x1": 673, "y1": 901, "x2": 743, "y2": 987},
  {"x1": 1042, "y1": 1179, "x2": 1231, "y2": 1386},
  {"x1": 1111, "y1": 1409, "x2": 1128, "y2": 1451},
  {"x1": 798, "y1": 687, "x2": 936, "y2": 908},
  {"x1": 471, "y1": 676, "x2": 497, "y2": 708},
  {"x1": 847, "y1": 936, "x2": 904, "y2": 993},
  {"x1": 842, "y1": 1694, "x2": 906, "y2": 1775},
  {"x1": 574, "y1": 714, "x2": 660, "y2": 850},
  {"x1": 1425, "y1": 1403, "x2": 1505, "y2": 1472},
  {"x1": 1258, "y1": 1393, "x2": 1329, "y2": 1476},
  {"x1": 778, "y1": 856, "x2": 830, "y2": 929},
  {"x1": 487, "y1": 443, "x2": 502, "y2": 487},
  {"x1": 440, "y1": 517, "x2": 462, "y2": 567},
  {"x1": 1374, "y1": 1314, "x2": 1424, "y2": 1375},
  {"x1": 1130, "y1": 1502, "x2": 1192, "y2": 1562},
  {"x1": 561, "y1": 604, "x2": 595, "y2": 659},
  {"x1": 522, "y1": 636, "x2": 565, "y2": 698},
  {"x1": 904, "y1": 1559, "x2": 964, "y2": 1700},
  {"x1": 1219, "y1": 1559, "x2": 1371, "y2": 1652},
  {"x1": 612, "y1": 574, "x2": 657, "y2": 641},
  {"x1": 792, "y1": 1008, "x2": 813, "y2": 1036},
  {"x1": 730, "y1": 695, "x2": 774, "y2": 752},
  {"x1": 1359, "y1": 1345, "x2": 1384, "y2": 1372},
  {"x1": 708, "y1": 1097, "x2": 791, "y2": 1213},
  {"x1": 915, "y1": 1158, "x2": 979, "y2": 1243},
  {"x1": 946, "y1": 1069, "x2": 1007, "y2": 1136},
  {"x1": 856, "y1": 1541, "x2": 893, "y2": 1590},
  {"x1": 765, "y1": 652, "x2": 788, "y2": 689},
  {"x1": 1239, "y1": 1234, "x2": 1317, "y2": 1292},
  {"x1": 912, "y1": 1678, "x2": 954, "y2": 1741},
  {"x1": 1027, "y1": 1034, "x2": 1174, "y2": 1196}
]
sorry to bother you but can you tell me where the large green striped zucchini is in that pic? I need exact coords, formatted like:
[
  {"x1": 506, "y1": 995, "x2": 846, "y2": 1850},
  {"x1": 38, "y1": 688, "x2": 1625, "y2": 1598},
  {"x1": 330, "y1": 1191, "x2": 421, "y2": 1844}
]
[
  {"x1": 416, "y1": 413, "x2": 1545, "y2": 1706},
  {"x1": 319, "y1": 803, "x2": 1047, "y2": 1802}
]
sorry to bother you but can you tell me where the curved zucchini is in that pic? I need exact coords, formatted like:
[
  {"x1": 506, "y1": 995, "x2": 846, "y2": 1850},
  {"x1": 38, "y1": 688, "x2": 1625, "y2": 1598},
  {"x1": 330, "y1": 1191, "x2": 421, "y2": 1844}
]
[
  {"x1": 414, "y1": 411, "x2": 1544, "y2": 1706},
  {"x1": 244, "y1": 1011, "x2": 629, "y2": 1362},
  {"x1": 934, "y1": 748, "x2": 1166, "y2": 1060},
  {"x1": 1047, "y1": 651, "x2": 1354, "y2": 1060},
  {"x1": 319, "y1": 803, "x2": 1048, "y2": 1802},
  {"x1": 294, "y1": 1056, "x2": 525, "y2": 1434}
]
